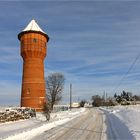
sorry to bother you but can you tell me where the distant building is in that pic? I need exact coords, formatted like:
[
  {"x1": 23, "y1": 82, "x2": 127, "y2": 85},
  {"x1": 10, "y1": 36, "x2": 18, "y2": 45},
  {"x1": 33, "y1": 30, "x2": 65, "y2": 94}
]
[
  {"x1": 53, "y1": 105, "x2": 69, "y2": 112},
  {"x1": 72, "y1": 102, "x2": 80, "y2": 108}
]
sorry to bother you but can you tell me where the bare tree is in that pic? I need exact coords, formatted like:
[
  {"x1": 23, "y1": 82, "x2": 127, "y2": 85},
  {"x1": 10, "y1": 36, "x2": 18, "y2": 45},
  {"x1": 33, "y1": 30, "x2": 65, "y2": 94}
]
[
  {"x1": 79, "y1": 100, "x2": 87, "y2": 107},
  {"x1": 91, "y1": 95, "x2": 103, "y2": 107},
  {"x1": 46, "y1": 73, "x2": 65, "y2": 110}
]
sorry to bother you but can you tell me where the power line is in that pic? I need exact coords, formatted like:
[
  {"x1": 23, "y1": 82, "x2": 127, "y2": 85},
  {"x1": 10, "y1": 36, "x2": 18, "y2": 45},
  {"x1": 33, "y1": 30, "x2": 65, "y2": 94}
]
[{"x1": 112, "y1": 53, "x2": 140, "y2": 93}]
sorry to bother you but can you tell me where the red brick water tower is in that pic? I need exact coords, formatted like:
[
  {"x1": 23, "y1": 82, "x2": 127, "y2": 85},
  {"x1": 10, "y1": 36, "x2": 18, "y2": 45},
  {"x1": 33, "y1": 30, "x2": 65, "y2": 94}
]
[{"x1": 18, "y1": 20, "x2": 49, "y2": 111}]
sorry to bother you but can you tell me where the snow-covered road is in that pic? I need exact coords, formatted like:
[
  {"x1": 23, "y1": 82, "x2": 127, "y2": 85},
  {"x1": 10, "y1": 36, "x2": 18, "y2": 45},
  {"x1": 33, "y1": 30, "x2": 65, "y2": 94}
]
[
  {"x1": 31, "y1": 108, "x2": 103, "y2": 140},
  {"x1": 102, "y1": 109, "x2": 135, "y2": 140},
  {"x1": 101, "y1": 105, "x2": 140, "y2": 140},
  {"x1": 1, "y1": 105, "x2": 140, "y2": 140}
]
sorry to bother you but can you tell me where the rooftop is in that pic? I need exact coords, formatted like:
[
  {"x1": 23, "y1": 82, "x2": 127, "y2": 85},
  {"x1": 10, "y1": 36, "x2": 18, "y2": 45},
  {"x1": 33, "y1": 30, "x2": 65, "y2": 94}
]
[
  {"x1": 18, "y1": 19, "x2": 49, "y2": 41},
  {"x1": 23, "y1": 19, "x2": 45, "y2": 34}
]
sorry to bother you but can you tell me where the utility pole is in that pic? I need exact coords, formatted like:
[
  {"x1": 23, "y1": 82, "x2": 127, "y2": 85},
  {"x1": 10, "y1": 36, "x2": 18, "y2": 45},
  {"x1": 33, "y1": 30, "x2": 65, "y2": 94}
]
[
  {"x1": 106, "y1": 92, "x2": 108, "y2": 101},
  {"x1": 104, "y1": 91, "x2": 106, "y2": 102},
  {"x1": 70, "y1": 83, "x2": 72, "y2": 110}
]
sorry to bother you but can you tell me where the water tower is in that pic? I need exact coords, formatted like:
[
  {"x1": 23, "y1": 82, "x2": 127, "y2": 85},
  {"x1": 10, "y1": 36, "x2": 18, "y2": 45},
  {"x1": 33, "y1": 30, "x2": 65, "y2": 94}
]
[{"x1": 18, "y1": 19, "x2": 49, "y2": 111}]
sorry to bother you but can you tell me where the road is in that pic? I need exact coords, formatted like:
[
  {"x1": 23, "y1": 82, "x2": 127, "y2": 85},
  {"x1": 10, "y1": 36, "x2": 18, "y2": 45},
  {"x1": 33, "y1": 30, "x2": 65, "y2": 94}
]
[{"x1": 32, "y1": 108, "x2": 103, "y2": 140}]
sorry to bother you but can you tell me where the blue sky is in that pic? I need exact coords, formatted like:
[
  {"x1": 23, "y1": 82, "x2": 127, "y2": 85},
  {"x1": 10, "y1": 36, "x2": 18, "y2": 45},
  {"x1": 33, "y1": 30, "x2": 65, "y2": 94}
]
[{"x1": 0, "y1": 1, "x2": 140, "y2": 105}]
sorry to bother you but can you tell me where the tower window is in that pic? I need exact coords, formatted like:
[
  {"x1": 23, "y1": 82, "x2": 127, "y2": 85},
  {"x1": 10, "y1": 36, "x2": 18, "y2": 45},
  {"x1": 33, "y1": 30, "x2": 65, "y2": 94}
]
[
  {"x1": 33, "y1": 38, "x2": 37, "y2": 43},
  {"x1": 27, "y1": 88, "x2": 30, "y2": 94}
]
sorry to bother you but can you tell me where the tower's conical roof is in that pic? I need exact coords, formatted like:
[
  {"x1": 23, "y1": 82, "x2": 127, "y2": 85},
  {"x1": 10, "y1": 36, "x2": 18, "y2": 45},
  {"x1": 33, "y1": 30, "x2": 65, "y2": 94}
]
[
  {"x1": 23, "y1": 19, "x2": 45, "y2": 33},
  {"x1": 18, "y1": 19, "x2": 49, "y2": 41}
]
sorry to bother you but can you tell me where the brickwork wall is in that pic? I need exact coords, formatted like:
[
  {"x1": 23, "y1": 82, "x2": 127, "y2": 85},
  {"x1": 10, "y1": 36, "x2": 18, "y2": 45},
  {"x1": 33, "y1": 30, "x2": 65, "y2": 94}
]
[{"x1": 19, "y1": 32, "x2": 48, "y2": 111}]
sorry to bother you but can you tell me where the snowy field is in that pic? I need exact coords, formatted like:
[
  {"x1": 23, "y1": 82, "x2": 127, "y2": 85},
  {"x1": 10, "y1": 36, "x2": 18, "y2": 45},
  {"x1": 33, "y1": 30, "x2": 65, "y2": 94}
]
[
  {"x1": 101, "y1": 105, "x2": 140, "y2": 140},
  {"x1": 0, "y1": 108, "x2": 86, "y2": 140}
]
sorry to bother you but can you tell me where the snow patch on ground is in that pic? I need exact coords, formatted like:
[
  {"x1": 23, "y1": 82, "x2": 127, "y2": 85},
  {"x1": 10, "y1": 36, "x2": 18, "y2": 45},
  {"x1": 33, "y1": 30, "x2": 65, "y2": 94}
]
[
  {"x1": 0, "y1": 108, "x2": 86, "y2": 140},
  {"x1": 101, "y1": 105, "x2": 140, "y2": 140}
]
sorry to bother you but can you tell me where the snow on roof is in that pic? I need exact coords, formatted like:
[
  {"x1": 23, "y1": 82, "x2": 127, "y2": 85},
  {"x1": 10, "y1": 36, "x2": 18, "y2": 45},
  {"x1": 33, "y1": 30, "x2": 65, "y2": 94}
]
[{"x1": 23, "y1": 19, "x2": 45, "y2": 34}]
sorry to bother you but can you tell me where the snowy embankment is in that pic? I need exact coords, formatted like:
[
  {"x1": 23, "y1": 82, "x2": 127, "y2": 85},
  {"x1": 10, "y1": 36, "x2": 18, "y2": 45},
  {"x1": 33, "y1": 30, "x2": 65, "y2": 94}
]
[
  {"x1": 0, "y1": 108, "x2": 86, "y2": 140},
  {"x1": 101, "y1": 105, "x2": 140, "y2": 140}
]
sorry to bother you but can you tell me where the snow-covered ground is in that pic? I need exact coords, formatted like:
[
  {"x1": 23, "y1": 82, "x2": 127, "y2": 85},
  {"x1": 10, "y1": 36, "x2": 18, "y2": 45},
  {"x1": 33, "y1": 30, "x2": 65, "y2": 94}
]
[
  {"x1": 0, "y1": 108, "x2": 86, "y2": 140},
  {"x1": 101, "y1": 105, "x2": 140, "y2": 140},
  {"x1": 1, "y1": 105, "x2": 140, "y2": 140}
]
